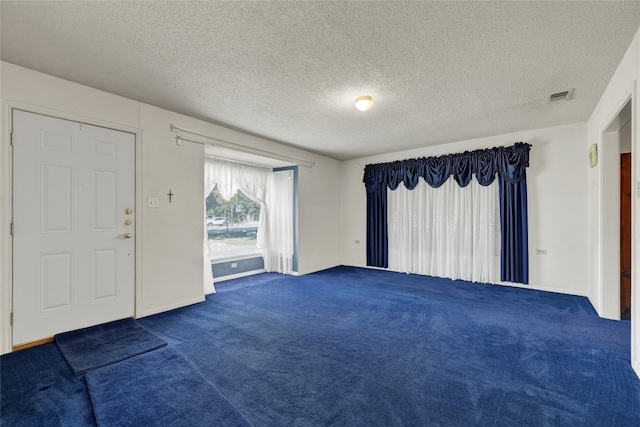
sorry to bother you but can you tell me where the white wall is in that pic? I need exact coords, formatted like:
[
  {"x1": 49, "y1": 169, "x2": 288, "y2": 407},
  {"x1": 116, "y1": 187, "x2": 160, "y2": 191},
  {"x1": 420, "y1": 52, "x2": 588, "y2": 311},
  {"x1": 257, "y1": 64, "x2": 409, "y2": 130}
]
[
  {"x1": 588, "y1": 40, "x2": 637, "y2": 317},
  {"x1": 298, "y1": 157, "x2": 342, "y2": 274},
  {"x1": 0, "y1": 62, "x2": 341, "y2": 353},
  {"x1": 341, "y1": 122, "x2": 589, "y2": 297},
  {"x1": 587, "y1": 27, "x2": 640, "y2": 378},
  {"x1": 138, "y1": 105, "x2": 205, "y2": 316}
]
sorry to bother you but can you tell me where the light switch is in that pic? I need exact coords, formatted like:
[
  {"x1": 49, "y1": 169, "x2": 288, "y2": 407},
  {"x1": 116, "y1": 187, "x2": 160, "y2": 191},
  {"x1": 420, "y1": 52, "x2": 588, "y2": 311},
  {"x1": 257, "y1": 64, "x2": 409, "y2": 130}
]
[{"x1": 148, "y1": 197, "x2": 159, "y2": 208}]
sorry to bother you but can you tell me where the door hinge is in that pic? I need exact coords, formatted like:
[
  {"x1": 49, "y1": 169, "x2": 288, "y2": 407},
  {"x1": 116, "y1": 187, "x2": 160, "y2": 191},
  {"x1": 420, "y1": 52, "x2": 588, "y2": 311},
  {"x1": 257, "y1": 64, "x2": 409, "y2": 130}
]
[
  {"x1": 10, "y1": 313, "x2": 13, "y2": 326},
  {"x1": 10, "y1": 222, "x2": 13, "y2": 236},
  {"x1": 10, "y1": 132, "x2": 14, "y2": 146}
]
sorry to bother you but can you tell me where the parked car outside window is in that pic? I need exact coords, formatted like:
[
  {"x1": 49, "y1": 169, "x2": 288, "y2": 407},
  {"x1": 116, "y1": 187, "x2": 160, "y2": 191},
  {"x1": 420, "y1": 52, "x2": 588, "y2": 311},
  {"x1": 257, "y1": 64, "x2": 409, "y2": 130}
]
[{"x1": 207, "y1": 216, "x2": 227, "y2": 226}]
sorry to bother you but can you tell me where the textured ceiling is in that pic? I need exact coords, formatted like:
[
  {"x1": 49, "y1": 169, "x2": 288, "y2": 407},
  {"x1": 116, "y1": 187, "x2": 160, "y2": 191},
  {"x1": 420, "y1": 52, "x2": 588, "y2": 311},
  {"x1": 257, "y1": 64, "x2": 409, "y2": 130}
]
[{"x1": 3, "y1": 1, "x2": 640, "y2": 161}]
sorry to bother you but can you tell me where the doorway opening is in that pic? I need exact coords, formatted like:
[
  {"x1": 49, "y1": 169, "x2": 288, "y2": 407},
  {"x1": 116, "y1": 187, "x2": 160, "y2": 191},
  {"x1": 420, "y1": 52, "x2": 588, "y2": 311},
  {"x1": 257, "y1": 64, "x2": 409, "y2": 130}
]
[{"x1": 602, "y1": 98, "x2": 632, "y2": 320}]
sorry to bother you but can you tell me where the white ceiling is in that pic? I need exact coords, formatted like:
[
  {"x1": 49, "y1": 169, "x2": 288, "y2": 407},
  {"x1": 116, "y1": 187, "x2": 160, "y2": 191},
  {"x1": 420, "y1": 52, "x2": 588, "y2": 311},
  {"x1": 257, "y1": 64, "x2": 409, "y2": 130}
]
[{"x1": 3, "y1": 1, "x2": 640, "y2": 161}]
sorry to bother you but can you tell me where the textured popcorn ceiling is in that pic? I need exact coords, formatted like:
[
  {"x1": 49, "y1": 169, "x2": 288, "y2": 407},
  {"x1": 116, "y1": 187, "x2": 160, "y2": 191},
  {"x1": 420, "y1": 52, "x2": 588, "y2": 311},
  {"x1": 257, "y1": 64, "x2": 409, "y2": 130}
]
[{"x1": 3, "y1": 1, "x2": 640, "y2": 160}]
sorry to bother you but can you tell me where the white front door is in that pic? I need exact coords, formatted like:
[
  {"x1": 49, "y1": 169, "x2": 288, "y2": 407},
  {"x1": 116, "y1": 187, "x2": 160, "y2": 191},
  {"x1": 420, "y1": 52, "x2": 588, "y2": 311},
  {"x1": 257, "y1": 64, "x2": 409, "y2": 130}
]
[{"x1": 12, "y1": 110, "x2": 135, "y2": 346}]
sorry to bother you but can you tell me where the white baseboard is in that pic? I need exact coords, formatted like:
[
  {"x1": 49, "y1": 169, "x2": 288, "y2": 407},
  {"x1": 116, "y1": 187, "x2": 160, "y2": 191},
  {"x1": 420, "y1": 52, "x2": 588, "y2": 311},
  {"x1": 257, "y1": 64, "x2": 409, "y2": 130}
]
[
  {"x1": 491, "y1": 281, "x2": 588, "y2": 297},
  {"x1": 344, "y1": 264, "x2": 388, "y2": 272},
  {"x1": 140, "y1": 295, "x2": 205, "y2": 318}
]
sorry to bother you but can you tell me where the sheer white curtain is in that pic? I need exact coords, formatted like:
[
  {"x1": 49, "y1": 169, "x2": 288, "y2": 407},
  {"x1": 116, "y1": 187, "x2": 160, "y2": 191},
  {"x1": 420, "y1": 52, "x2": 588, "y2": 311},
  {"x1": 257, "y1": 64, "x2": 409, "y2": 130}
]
[
  {"x1": 204, "y1": 158, "x2": 293, "y2": 288},
  {"x1": 264, "y1": 169, "x2": 294, "y2": 274},
  {"x1": 388, "y1": 178, "x2": 499, "y2": 284},
  {"x1": 208, "y1": 158, "x2": 270, "y2": 250},
  {"x1": 203, "y1": 158, "x2": 270, "y2": 293},
  {"x1": 203, "y1": 161, "x2": 218, "y2": 295}
]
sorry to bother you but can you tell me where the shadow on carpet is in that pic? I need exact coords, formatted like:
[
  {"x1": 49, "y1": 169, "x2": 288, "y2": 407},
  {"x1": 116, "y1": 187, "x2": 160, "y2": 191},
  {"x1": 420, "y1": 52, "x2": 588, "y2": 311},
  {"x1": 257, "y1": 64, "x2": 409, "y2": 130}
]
[
  {"x1": 55, "y1": 318, "x2": 166, "y2": 375},
  {"x1": 85, "y1": 346, "x2": 252, "y2": 427},
  {"x1": 0, "y1": 343, "x2": 97, "y2": 427}
]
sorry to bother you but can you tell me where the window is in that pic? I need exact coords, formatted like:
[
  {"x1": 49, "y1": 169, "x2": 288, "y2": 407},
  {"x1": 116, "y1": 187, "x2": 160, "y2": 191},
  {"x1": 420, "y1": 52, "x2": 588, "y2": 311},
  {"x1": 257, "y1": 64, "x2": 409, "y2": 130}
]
[
  {"x1": 206, "y1": 186, "x2": 261, "y2": 259},
  {"x1": 204, "y1": 157, "x2": 297, "y2": 276}
]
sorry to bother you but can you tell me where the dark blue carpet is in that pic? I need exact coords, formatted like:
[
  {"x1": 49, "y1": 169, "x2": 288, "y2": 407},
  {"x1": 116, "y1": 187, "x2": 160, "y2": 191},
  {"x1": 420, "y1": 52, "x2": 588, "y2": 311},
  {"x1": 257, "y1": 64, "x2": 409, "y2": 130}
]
[
  {"x1": 2, "y1": 266, "x2": 640, "y2": 426},
  {"x1": 139, "y1": 266, "x2": 640, "y2": 426},
  {"x1": 85, "y1": 346, "x2": 251, "y2": 427},
  {"x1": 0, "y1": 343, "x2": 97, "y2": 427},
  {"x1": 55, "y1": 317, "x2": 167, "y2": 375}
]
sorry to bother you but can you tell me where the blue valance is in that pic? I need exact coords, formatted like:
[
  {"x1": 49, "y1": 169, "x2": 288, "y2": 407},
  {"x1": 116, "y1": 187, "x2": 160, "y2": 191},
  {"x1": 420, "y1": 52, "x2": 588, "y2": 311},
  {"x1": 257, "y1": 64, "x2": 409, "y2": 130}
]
[{"x1": 363, "y1": 142, "x2": 531, "y2": 192}]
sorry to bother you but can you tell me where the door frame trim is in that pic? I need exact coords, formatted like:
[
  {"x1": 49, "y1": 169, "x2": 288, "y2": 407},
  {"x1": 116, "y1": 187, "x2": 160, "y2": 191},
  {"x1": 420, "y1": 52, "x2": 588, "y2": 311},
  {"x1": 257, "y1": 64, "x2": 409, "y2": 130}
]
[
  {"x1": 598, "y1": 89, "x2": 634, "y2": 320},
  {"x1": 1, "y1": 100, "x2": 143, "y2": 354}
]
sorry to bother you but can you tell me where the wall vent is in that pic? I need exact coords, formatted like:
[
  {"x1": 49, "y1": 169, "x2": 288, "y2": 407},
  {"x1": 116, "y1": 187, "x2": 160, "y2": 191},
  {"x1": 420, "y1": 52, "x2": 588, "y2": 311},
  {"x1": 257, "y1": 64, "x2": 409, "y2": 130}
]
[{"x1": 550, "y1": 89, "x2": 573, "y2": 103}]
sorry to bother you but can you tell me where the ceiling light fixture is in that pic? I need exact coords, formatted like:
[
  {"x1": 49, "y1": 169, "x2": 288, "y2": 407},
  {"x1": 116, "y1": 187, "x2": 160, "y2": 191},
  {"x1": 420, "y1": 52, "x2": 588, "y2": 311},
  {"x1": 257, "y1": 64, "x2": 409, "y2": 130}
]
[{"x1": 355, "y1": 95, "x2": 373, "y2": 112}]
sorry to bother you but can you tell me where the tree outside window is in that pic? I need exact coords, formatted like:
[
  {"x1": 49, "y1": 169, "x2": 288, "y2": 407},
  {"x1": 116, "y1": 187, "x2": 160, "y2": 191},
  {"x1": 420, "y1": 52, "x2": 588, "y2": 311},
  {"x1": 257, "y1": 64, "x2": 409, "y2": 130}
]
[{"x1": 206, "y1": 185, "x2": 261, "y2": 258}]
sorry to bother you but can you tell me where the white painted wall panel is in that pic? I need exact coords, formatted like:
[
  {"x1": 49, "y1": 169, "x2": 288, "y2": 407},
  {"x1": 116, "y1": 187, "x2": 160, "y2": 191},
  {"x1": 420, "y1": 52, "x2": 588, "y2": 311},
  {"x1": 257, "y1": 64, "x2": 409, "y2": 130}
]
[
  {"x1": 41, "y1": 164, "x2": 73, "y2": 233},
  {"x1": 92, "y1": 170, "x2": 117, "y2": 231},
  {"x1": 92, "y1": 248, "x2": 116, "y2": 301},
  {"x1": 42, "y1": 131, "x2": 73, "y2": 153},
  {"x1": 92, "y1": 139, "x2": 117, "y2": 158},
  {"x1": 41, "y1": 251, "x2": 73, "y2": 311}
]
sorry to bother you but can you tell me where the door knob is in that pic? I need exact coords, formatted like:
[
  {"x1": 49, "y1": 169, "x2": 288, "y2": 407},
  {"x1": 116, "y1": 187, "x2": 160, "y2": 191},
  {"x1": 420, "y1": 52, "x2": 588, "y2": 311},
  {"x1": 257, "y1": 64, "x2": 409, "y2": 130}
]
[{"x1": 123, "y1": 232, "x2": 132, "y2": 238}]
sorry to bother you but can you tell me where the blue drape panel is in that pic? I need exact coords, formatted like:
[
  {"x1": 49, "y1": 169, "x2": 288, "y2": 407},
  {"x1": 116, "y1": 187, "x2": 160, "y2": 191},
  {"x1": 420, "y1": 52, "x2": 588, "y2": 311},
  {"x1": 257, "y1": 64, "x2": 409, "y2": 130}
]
[
  {"x1": 499, "y1": 175, "x2": 529, "y2": 284},
  {"x1": 363, "y1": 142, "x2": 531, "y2": 283},
  {"x1": 366, "y1": 184, "x2": 388, "y2": 268},
  {"x1": 496, "y1": 144, "x2": 530, "y2": 284}
]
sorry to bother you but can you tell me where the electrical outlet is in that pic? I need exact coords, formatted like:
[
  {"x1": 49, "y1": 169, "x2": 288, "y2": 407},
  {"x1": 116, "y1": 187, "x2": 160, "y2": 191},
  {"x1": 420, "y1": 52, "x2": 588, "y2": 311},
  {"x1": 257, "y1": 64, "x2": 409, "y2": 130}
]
[
  {"x1": 148, "y1": 197, "x2": 159, "y2": 208},
  {"x1": 536, "y1": 249, "x2": 547, "y2": 255},
  {"x1": 231, "y1": 262, "x2": 238, "y2": 268}
]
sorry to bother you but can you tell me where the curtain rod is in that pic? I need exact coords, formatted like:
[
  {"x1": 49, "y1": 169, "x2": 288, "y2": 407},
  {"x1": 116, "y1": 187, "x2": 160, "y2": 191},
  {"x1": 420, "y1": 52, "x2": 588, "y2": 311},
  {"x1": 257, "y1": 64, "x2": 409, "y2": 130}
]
[{"x1": 170, "y1": 124, "x2": 315, "y2": 168}]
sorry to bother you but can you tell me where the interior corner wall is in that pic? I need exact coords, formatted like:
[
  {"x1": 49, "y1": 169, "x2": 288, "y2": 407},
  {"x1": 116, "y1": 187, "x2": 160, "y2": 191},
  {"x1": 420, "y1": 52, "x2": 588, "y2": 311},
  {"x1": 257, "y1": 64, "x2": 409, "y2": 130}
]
[
  {"x1": 297, "y1": 156, "x2": 342, "y2": 275},
  {"x1": 587, "y1": 26, "x2": 640, "y2": 378},
  {"x1": 340, "y1": 122, "x2": 589, "y2": 297},
  {"x1": 0, "y1": 62, "x2": 341, "y2": 353}
]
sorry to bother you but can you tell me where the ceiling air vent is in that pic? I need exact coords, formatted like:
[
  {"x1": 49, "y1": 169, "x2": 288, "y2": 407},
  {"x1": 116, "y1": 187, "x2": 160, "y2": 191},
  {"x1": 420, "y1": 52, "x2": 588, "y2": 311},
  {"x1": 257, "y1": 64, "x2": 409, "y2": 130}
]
[{"x1": 550, "y1": 89, "x2": 573, "y2": 103}]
